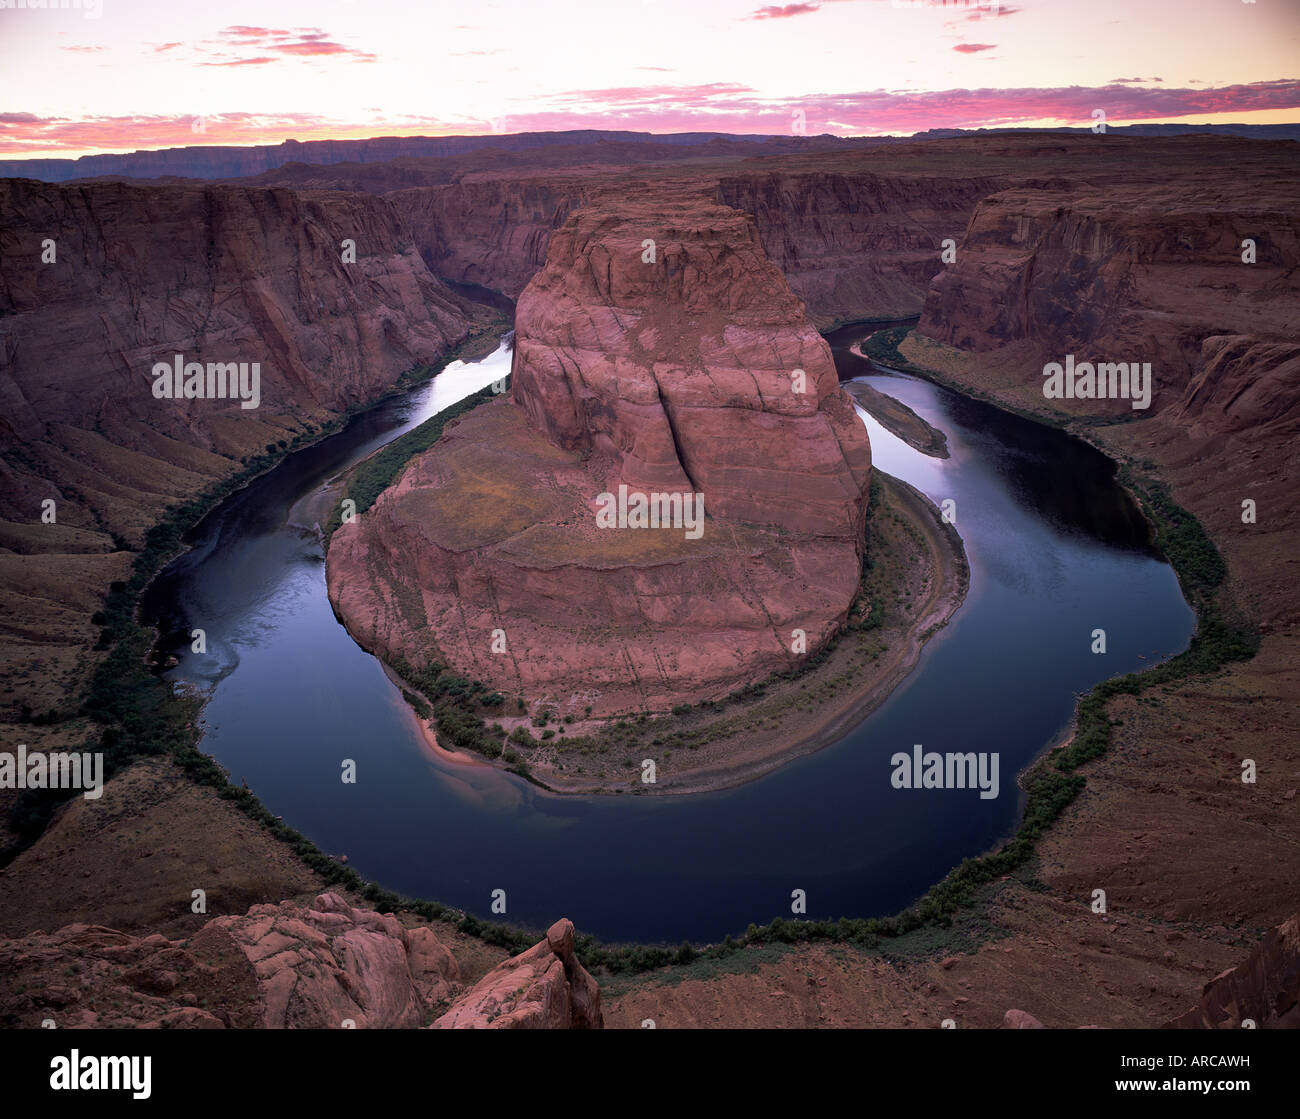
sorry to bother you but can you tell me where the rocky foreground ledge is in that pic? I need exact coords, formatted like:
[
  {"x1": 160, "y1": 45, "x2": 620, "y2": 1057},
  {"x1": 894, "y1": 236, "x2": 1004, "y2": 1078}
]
[{"x1": 0, "y1": 893, "x2": 602, "y2": 1029}]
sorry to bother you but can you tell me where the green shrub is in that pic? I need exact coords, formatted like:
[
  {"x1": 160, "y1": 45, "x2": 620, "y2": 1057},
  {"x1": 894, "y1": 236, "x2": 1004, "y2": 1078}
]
[{"x1": 324, "y1": 379, "x2": 507, "y2": 538}]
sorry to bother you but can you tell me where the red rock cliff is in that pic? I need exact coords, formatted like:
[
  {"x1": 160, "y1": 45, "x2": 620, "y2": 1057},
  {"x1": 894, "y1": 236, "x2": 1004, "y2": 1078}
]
[
  {"x1": 511, "y1": 192, "x2": 870, "y2": 538},
  {"x1": 0, "y1": 177, "x2": 488, "y2": 701},
  {"x1": 389, "y1": 175, "x2": 590, "y2": 299},
  {"x1": 717, "y1": 168, "x2": 1000, "y2": 329},
  {"x1": 0, "y1": 178, "x2": 482, "y2": 447},
  {"x1": 327, "y1": 189, "x2": 871, "y2": 717},
  {"x1": 0, "y1": 892, "x2": 602, "y2": 1029},
  {"x1": 916, "y1": 176, "x2": 1300, "y2": 417}
]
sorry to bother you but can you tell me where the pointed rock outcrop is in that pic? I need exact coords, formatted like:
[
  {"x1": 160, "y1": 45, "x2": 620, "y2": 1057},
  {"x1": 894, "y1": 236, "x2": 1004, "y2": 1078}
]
[{"x1": 432, "y1": 919, "x2": 603, "y2": 1029}]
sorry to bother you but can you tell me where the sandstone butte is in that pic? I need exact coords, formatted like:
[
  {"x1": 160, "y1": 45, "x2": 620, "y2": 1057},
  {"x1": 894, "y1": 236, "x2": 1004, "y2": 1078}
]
[{"x1": 326, "y1": 189, "x2": 872, "y2": 717}]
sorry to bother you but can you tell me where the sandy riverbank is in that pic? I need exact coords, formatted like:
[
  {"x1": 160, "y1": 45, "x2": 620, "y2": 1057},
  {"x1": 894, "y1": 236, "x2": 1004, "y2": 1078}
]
[{"x1": 843, "y1": 379, "x2": 949, "y2": 459}]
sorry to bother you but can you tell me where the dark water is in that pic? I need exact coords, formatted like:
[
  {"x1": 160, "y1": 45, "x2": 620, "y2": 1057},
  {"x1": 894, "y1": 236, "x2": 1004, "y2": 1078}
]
[{"x1": 141, "y1": 329, "x2": 1195, "y2": 944}]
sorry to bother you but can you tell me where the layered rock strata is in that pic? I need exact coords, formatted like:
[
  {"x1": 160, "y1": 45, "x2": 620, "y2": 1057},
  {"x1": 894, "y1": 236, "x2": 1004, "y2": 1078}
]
[
  {"x1": 327, "y1": 191, "x2": 871, "y2": 716},
  {"x1": 0, "y1": 178, "x2": 480, "y2": 448},
  {"x1": 916, "y1": 178, "x2": 1300, "y2": 417},
  {"x1": 0, "y1": 177, "x2": 488, "y2": 726},
  {"x1": 716, "y1": 169, "x2": 1001, "y2": 328}
]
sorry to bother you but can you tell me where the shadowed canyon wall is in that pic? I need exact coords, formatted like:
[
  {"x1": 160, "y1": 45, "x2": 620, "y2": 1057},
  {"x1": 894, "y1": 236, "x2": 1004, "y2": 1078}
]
[{"x1": 0, "y1": 177, "x2": 490, "y2": 741}]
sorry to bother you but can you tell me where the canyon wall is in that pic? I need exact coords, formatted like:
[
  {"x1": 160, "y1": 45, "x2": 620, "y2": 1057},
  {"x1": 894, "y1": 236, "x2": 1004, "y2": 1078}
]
[
  {"x1": 899, "y1": 151, "x2": 1300, "y2": 631},
  {"x1": 0, "y1": 177, "x2": 488, "y2": 735},
  {"x1": 717, "y1": 169, "x2": 1001, "y2": 328},
  {"x1": 383, "y1": 162, "x2": 1000, "y2": 326},
  {"x1": 916, "y1": 178, "x2": 1300, "y2": 417},
  {"x1": 388, "y1": 176, "x2": 591, "y2": 298},
  {"x1": 0, "y1": 178, "x2": 481, "y2": 448},
  {"x1": 327, "y1": 189, "x2": 871, "y2": 716},
  {"x1": 0, "y1": 176, "x2": 491, "y2": 553}
]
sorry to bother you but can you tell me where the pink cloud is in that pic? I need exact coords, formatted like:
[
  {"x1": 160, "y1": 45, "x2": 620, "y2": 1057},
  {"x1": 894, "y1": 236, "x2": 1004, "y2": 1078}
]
[
  {"x1": 220, "y1": 26, "x2": 293, "y2": 40},
  {"x1": 748, "y1": 4, "x2": 820, "y2": 19},
  {"x1": 201, "y1": 57, "x2": 279, "y2": 68},
  {"x1": 953, "y1": 43, "x2": 996, "y2": 54},
  {"x1": 967, "y1": 3, "x2": 1021, "y2": 16},
  {"x1": 274, "y1": 40, "x2": 372, "y2": 58},
  {"x1": 547, "y1": 82, "x2": 756, "y2": 105},
  {"x1": 2, "y1": 80, "x2": 1298, "y2": 156},
  {"x1": 192, "y1": 26, "x2": 377, "y2": 66}
]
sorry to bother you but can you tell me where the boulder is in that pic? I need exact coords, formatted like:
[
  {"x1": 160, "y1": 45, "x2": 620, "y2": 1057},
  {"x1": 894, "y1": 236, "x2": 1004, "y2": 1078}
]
[{"x1": 432, "y1": 918, "x2": 603, "y2": 1029}]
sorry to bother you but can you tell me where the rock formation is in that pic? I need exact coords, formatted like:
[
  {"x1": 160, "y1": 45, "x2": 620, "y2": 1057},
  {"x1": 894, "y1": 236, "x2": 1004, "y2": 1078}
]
[
  {"x1": 0, "y1": 176, "x2": 491, "y2": 717},
  {"x1": 389, "y1": 175, "x2": 590, "y2": 299},
  {"x1": 916, "y1": 175, "x2": 1300, "y2": 415},
  {"x1": 0, "y1": 178, "x2": 482, "y2": 448},
  {"x1": 200, "y1": 892, "x2": 461, "y2": 1029},
  {"x1": 327, "y1": 189, "x2": 871, "y2": 716},
  {"x1": 716, "y1": 167, "x2": 1000, "y2": 328},
  {"x1": 0, "y1": 892, "x2": 602, "y2": 1029},
  {"x1": 1166, "y1": 914, "x2": 1300, "y2": 1029},
  {"x1": 1174, "y1": 335, "x2": 1300, "y2": 438},
  {"x1": 432, "y1": 918, "x2": 602, "y2": 1029},
  {"x1": 510, "y1": 193, "x2": 870, "y2": 536}
]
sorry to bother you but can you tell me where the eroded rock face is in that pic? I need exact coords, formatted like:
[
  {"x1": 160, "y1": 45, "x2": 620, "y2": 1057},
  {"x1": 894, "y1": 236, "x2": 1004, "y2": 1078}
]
[
  {"x1": 327, "y1": 190, "x2": 871, "y2": 715},
  {"x1": 201, "y1": 892, "x2": 461, "y2": 1029},
  {"x1": 432, "y1": 919, "x2": 602, "y2": 1029},
  {"x1": 0, "y1": 895, "x2": 602, "y2": 1030},
  {"x1": 0, "y1": 922, "x2": 240, "y2": 1029},
  {"x1": 0, "y1": 893, "x2": 608, "y2": 1029},
  {"x1": 916, "y1": 179, "x2": 1300, "y2": 417},
  {"x1": 391, "y1": 177, "x2": 591, "y2": 300},
  {"x1": 0, "y1": 892, "x2": 463, "y2": 1029},
  {"x1": 1167, "y1": 915, "x2": 1300, "y2": 1029},
  {"x1": 1175, "y1": 335, "x2": 1300, "y2": 438},
  {"x1": 0, "y1": 179, "x2": 480, "y2": 448},
  {"x1": 511, "y1": 194, "x2": 870, "y2": 538},
  {"x1": 0, "y1": 178, "x2": 491, "y2": 718},
  {"x1": 717, "y1": 169, "x2": 1001, "y2": 329}
]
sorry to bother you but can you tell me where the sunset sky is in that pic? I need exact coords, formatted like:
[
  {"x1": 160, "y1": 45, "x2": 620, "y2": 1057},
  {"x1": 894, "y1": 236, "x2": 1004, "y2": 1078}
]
[{"x1": 2, "y1": 0, "x2": 1297, "y2": 158}]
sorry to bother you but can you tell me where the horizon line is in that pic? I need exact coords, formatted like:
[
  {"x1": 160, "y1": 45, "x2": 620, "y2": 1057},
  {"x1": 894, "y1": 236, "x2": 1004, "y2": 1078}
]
[{"x1": 4, "y1": 118, "x2": 1300, "y2": 164}]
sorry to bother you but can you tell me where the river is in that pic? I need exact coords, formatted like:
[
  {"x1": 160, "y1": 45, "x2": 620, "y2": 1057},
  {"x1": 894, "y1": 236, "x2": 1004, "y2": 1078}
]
[{"x1": 140, "y1": 328, "x2": 1196, "y2": 944}]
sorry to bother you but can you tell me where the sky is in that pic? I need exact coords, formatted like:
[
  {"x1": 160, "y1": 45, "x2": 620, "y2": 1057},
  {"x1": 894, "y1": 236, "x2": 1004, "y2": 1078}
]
[{"x1": 1, "y1": 0, "x2": 1297, "y2": 159}]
